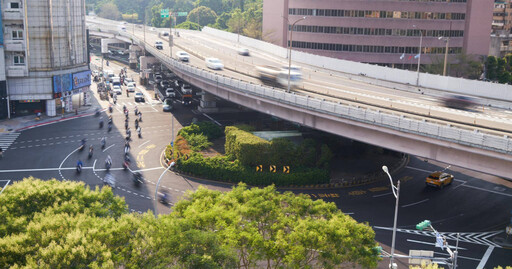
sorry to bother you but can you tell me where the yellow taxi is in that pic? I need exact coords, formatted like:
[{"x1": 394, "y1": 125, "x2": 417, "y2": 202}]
[{"x1": 425, "y1": 171, "x2": 454, "y2": 189}]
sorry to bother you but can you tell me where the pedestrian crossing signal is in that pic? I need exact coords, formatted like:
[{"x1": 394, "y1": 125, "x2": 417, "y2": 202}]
[
  {"x1": 256, "y1": 165, "x2": 263, "y2": 172},
  {"x1": 283, "y1": 166, "x2": 290, "y2": 173},
  {"x1": 270, "y1": 165, "x2": 276, "y2": 173}
]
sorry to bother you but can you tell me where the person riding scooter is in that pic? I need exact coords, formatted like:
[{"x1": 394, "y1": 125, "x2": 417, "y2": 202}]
[
  {"x1": 88, "y1": 145, "x2": 93, "y2": 159},
  {"x1": 76, "y1": 159, "x2": 83, "y2": 173}
]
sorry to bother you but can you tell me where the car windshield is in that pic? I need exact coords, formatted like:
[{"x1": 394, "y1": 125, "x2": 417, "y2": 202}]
[{"x1": 135, "y1": 92, "x2": 143, "y2": 96}]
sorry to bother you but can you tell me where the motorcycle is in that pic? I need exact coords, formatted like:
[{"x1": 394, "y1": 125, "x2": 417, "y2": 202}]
[
  {"x1": 132, "y1": 172, "x2": 144, "y2": 187},
  {"x1": 138, "y1": 114, "x2": 142, "y2": 122},
  {"x1": 159, "y1": 191, "x2": 170, "y2": 204},
  {"x1": 134, "y1": 108, "x2": 138, "y2": 116},
  {"x1": 101, "y1": 138, "x2": 106, "y2": 149},
  {"x1": 76, "y1": 163, "x2": 82, "y2": 173},
  {"x1": 137, "y1": 128, "x2": 141, "y2": 138},
  {"x1": 105, "y1": 160, "x2": 112, "y2": 171},
  {"x1": 109, "y1": 106, "x2": 113, "y2": 113},
  {"x1": 123, "y1": 157, "x2": 130, "y2": 170},
  {"x1": 99, "y1": 120, "x2": 104, "y2": 128},
  {"x1": 88, "y1": 148, "x2": 93, "y2": 159}
]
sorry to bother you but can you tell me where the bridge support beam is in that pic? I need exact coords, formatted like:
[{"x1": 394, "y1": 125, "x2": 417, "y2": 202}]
[{"x1": 198, "y1": 91, "x2": 219, "y2": 113}]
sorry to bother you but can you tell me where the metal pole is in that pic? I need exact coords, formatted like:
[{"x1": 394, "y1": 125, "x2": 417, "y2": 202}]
[
  {"x1": 443, "y1": 37, "x2": 449, "y2": 76},
  {"x1": 153, "y1": 114, "x2": 174, "y2": 217},
  {"x1": 453, "y1": 233, "x2": 459, "y2": 269},
  {"x1": 169, "y1": 11, "x2": 172, "y2": 58},
  {"x1": 390, "y1": 180, "x2": 400, "y2": 268},
  {"x1": 416, "y1": 30, "x2": 422, "y2": 86},
  {"x1": 287, "y1": 17, "x2": 306, "y2": 93}
]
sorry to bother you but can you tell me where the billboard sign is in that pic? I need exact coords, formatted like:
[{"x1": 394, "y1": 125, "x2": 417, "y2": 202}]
[
  {"x1": 53, "y1": 73, "x2": 72, "y2": 93},
  {"x1": 72, "y1": 70, "x2": 91, "y2": 89}
]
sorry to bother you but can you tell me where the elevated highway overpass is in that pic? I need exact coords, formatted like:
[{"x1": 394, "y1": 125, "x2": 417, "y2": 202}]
[{"x1": 87, "y1": 18, "x2": 512, "y2": 179}]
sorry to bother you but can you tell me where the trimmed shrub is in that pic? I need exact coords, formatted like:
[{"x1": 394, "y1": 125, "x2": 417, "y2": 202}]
[{"x1": 187, "y1": 133, "x2": 212, "y2": 151}]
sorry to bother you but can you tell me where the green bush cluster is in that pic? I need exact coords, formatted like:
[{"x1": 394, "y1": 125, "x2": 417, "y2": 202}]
[
  {"x1": 177, "y1": 154, "x2": 329, "y2": 186},
  {"x1": 225, "y1": 127, "x2": 334, "y2": 169}
]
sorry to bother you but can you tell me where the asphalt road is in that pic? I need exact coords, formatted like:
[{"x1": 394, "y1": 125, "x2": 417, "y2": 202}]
[{"x1": 1, "y1": 59, "x2": 511, "y2": 268}]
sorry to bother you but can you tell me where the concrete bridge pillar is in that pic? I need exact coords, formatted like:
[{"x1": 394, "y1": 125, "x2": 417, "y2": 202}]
[{"x1": 198, "y1": 91, "x2": 219, "y2": 113}]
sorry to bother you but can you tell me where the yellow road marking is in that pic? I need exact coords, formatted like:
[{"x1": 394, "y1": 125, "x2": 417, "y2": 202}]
[{"x1": 136, "y1": 144, "x2": 156, "y2": 168}]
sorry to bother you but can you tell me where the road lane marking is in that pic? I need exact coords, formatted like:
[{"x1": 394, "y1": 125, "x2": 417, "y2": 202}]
[
  {"x1": 406, "y1": 239, "x2": 467, "y2": 250},
  {"x1": 132, "y1": 167, "x2": 165, "y2": 172},
  {"x1": 373, "y1": 192, "x2": 392, "y2": 198},
  {"x1": 138, "y1": 140, "x2": 150, "y2": 148},
  {"x1": 103, "y1": 144, "x2": 115, "y2": 152},
  {"x1": 59, "y1": 147, "x2": 80, "y2": 180},
  {"x1": 401, "y1": 198, "x2": 429, "y2": 208},
  {"x1": 460, "y1": 184, "x2": 512, "y2": 198}
]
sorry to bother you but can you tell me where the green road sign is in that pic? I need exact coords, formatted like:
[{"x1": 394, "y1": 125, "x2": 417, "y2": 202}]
[
  {"x1": 177, "y1": 12, "x2": 188, "y2": 16},
  {"x1": 160, "y1": 9, "x2": 169, "y2": 18},
  {"x1": 416, "y1": 220, "x2": 431, "y2": 231}
]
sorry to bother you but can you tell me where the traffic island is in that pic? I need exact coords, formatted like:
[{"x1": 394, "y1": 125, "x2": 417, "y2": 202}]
[{"x1": 162, "y1": 122, "x2": 408, "y2": 189}]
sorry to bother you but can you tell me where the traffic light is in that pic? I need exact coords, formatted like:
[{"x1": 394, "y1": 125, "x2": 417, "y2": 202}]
[{"x1": 416, "y1": 220, "x2": 431, "y2": 231}]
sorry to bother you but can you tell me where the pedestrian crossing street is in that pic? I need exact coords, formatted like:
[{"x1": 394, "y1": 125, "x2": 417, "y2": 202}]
[{"x1": 0, "y1": 132, "x2": 20, "y2": 152}]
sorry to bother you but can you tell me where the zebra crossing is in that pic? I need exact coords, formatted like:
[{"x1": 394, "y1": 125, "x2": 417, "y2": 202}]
[
  {"x1": 0, "y1": 132, "x2": 20, "y2": 152},
  {"x1": 373, "y1": 226, "x2": 504, "y2": 247}
]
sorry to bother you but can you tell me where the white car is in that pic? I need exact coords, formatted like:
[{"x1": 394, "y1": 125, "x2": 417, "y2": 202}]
[
  {"x1": 205, "y1": 57, "x2": 224, "y2": 70},
  {"x1": 124, "y1": 77, "x2": 135, "y2": 86},
  {"x1": 161, "y1": 31, "x2": 169, "y2": 36},
  {"x1": 165, "y1": 88, "x2": 175, "y2": 98},
  {"x1": 126, "y1": 83, "x2": 136, "y2": 92},
  {"x1": 176, "y1": 51, "x2": 190, "y2": 62},
  {"x1": 237, "y1": 48, "x2": 250, "y2": 56},
  {"x1": 155, "y1": 41, "x2": 163, "y2": 50},
  {"x1": 112, "y1": 85, "x2": 122, "y2": 95}
]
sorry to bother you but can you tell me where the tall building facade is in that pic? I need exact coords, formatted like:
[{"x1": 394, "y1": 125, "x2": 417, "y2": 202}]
[
  {"x1": 492, "y1": 0, "x2": 512, "y2": 33},
  {"x1": 262, "y1": 0, "x2": 493, "y2": 67},
  {"x1": 1, "y1": 0, "x2": 90, "y2": 118}
]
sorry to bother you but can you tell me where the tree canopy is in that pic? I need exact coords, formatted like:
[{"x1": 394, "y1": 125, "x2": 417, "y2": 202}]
[
  {"x1": 88, "y1": 0, "x2": 263, "y2": 37},
  {"x1": 0, "y1": 178, "x2": 379, "y2": 268}
]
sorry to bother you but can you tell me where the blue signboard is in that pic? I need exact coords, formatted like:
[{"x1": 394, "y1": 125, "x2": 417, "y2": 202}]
[
  {"x1": 53, "y1": 74, "x2": 72, "y2": 93},
  {"x1": 72, "y1": 70, "x2": 91, "y2": 89}
]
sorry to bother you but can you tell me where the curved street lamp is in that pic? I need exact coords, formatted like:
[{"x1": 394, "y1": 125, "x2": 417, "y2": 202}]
[
  {"x1": 286, "y1": 16, "x2": 307, "y2": 93},
  {"x1": 382, "y1": 165, "x2": 400, "y2": 269}
]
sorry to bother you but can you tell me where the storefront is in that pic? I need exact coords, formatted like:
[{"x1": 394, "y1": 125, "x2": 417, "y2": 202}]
[{"x1": 51, "y1": 70, "x2": 91, "y2": 116}]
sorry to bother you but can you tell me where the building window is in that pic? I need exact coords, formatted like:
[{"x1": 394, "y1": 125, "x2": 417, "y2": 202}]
[
  {"x1": 13, "y1": 55, "x2": 25, "y2": 65},
  {"x1": 12, "y1": 30, "x2": 23, "y2": 40},
  {"x1": 9, "y1": 2, "x2": 20, "y2": 9}
]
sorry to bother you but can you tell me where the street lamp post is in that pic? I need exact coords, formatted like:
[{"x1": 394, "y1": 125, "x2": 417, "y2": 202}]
[
  {"x1": 413, "y1": 25, "x2": 423, "y2": 86},
  {"x1": 286, "y1": 16, "x2": 306, "y2": 93},
  {"x1": 382, "y1": 165, "x2": 400, "y2": 269},
  {"x1": 438, "y1": 22, "x2": 452, "y2": 76}
]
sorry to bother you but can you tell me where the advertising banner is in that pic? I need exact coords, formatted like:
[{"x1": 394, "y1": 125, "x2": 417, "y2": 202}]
[
  {"x1": 72, "y1": 70, "x2": 91, "y2": 89},
  {"x1": 53, "y1": 74, "x2": 72, "y2": 93}
]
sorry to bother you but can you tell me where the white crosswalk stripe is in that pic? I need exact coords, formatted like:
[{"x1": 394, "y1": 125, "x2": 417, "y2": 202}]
[
  {"x1": 373, "y1": 226, "x2": 503, "y2": 247},
  {"x1": 0, "y1": 132, "x2": 20, "y2": 151}
]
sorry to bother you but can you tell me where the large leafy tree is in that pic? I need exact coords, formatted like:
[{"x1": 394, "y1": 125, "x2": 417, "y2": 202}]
[
  {"x1": 170, "y1": 184, "x2": 380, "y2": 268},
  {"x1": 98, "y1": 2, "x2": 121, "y2": 20},
  {"x1": 188, "y1": 6, "x2": 218, "y2": 26},
  {"x1": 0, "y1": 178, "x2": 378, "y2": 268},
  {"x1": 196, "y1": 0, "x2": 224, "y2": 15}
]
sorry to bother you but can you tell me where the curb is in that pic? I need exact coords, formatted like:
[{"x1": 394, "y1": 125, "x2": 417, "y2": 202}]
[{"x1": 15, "y1": 108, "x2": 104, "y2": 132}]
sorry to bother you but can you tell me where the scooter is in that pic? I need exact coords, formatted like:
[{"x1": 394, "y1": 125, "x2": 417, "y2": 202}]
[
  {"x1": 159, "y1": 192, "x2": 170, "y2": 204},
  {"x1": 88, "y1": 148, "x2": 93, "y2": 159},
  {"x1": 132, "y1": 172, "x2": 144, "y2": 187},
  {"x1": 108, "y1": 124, "x2": 112, "y2": 132},
  {"x1": 101, "y1": 139, "x2": 106, "y2": 149},
  {"x1": 99, "y1": 120, "x2": 104, "y2": 129},
  {"x1": 109, "y1": 106, "x2": 113, "y2": 113},
  {"x1": 76, "y1": 163, "x2": 82, "y2": 173},
  {"x1": 105, "y1": 160, "x2": 112, "y2": 171},
  {"x1": 123, "y1": 157, "x2": 130, "y2": 170}
]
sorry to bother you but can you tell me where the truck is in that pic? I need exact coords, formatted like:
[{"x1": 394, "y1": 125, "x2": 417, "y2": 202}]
[
  {"x1": 256, "y1": 65, "x2": 302, "y2": 89},
  {"x1": 180, "y1": 84, "x2": 193, "y2": 106}
]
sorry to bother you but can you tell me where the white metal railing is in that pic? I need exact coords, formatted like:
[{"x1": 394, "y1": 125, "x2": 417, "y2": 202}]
[{"x1": 97, "y1": 26, "x2": 512, "y2": 155}]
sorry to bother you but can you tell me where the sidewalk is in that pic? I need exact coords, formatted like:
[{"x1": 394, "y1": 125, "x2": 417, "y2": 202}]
[{"x1": 0, "y1": 105, "x2": 100, "y2": 133}]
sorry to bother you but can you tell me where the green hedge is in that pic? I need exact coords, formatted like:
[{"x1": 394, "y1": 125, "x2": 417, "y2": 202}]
[
  {"x1": 177, "y1": 154, "x2": 329, "y2": 186},
  {"x1": 169, "y1": 124, "x2": 332, "y2": 186}
]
